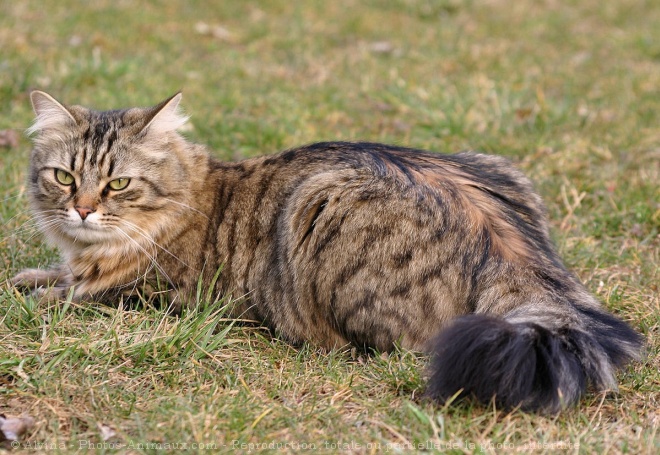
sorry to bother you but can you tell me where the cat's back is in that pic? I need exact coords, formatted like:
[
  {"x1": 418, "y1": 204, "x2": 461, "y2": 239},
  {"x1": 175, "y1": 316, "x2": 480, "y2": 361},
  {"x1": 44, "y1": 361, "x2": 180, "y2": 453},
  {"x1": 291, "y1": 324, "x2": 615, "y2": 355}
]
[
  {"x1": 260, "y1": 141, "x2": 540, "y2": 203},
  {"x1": 226, "y1": 141, "x2": 552, "y2": 272},
  {"x1": 223, "y1": 142, "x2": 555, "y2": 350},
  {"x1": 256, "y1": 141, "x2": 548, "y2": 240}
]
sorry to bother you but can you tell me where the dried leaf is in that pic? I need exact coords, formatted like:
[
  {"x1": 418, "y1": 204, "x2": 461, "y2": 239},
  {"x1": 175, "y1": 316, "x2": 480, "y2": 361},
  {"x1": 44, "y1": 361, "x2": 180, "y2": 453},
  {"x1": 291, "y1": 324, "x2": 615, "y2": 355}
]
[
  {"x1": 97, "y1": 422, "x2": 117, "y2": 441},
  {"x1": 0, "y1": 414, "x2": 35, "y2": 442}
]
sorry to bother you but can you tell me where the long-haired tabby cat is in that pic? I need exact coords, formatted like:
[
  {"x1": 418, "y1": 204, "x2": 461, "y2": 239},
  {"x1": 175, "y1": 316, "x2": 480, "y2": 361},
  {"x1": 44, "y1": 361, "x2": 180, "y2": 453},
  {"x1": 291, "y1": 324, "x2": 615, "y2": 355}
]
[{"x1": 12, "y1": 91, "x2": 642, "y2": 413}]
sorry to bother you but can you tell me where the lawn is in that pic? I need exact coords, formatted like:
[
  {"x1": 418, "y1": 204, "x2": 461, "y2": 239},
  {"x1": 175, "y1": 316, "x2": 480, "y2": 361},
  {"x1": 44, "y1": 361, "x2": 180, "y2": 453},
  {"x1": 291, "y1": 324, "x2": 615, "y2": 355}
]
[{"x1": 0, "y1": 0, "x2": 658, "y2": 453}]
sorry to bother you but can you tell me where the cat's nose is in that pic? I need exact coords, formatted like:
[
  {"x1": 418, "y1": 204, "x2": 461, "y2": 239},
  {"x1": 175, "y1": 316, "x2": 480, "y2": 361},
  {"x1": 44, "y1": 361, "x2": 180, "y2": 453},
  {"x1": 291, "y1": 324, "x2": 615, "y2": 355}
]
[{"x1": 75, "y1": 206, "x2": 96, "y2": 220}]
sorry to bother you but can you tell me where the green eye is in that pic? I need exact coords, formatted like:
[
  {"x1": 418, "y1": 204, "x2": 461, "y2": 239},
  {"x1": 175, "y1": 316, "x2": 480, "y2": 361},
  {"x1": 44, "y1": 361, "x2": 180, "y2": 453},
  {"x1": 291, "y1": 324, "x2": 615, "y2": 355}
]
[
  {"x1": 55, "y1": 169, "x2": 75, "y2": 185},
  {"x1": 108, "y1": 178, "x2": 131, "y2": 191}
]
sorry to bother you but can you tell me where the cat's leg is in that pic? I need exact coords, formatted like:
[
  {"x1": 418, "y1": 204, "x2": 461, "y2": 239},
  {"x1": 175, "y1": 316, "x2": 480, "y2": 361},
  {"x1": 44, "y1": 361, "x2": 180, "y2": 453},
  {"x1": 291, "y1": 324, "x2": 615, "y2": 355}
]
[
  {"x1": 111, "y1": 283, "x2": 178, "y2": 311},
  {"x1": 84, "y1": 282, "x2": 185, "y2": 313},
  {"x1": 11, "y1": 266, "x2": 71, "y2": 288},
  {"x1": 11, "y1": 266, "x2": 74, "y2": 301}
]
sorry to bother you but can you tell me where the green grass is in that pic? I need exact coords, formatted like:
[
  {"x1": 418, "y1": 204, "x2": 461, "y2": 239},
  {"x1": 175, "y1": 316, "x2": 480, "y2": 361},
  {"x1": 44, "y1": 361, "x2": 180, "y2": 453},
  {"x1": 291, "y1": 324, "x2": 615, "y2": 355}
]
[{"x1": 1, "y1": 0, "x2": 658, "y2": 453}]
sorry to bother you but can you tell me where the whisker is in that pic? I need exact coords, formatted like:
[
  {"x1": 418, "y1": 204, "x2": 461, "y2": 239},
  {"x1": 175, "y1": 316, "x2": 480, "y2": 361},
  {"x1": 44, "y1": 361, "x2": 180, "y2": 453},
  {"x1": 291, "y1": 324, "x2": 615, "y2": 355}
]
[
  {"x1": 3, "y1": 209, "x2": 60, "y2": 228},
  {"x1": 119, "y1": 219, "x2": 191, "y2": 269},
  {"x1": 0, "y1": 193, "x2": 25, "y2": 204},
  {"x1": 22, "y1": 217, "x2": 65, "y2": 240},
  {"x1": 105, "y1": 230, "x2": 150, "y2": 289},
  {"x1": 163, "y1": 198, "x2": 209, "y2": 220},
  {"x1": 111, "y1": 225, "x2": 173, "y2": 287}
]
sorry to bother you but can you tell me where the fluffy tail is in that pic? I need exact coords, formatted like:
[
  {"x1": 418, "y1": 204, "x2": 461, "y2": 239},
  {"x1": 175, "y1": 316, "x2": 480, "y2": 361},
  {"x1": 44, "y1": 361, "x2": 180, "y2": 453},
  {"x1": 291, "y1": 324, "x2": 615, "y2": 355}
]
[{"x1": 425, "y1": 305, "x2": 643, "y2": 413}]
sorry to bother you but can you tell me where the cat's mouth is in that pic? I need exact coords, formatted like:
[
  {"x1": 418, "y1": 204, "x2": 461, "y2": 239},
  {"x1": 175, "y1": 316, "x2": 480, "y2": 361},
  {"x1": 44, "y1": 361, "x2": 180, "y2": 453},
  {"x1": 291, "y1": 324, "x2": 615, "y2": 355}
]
[{"x1": 57, "y1": 214, "x2": 118, "y2": 244}]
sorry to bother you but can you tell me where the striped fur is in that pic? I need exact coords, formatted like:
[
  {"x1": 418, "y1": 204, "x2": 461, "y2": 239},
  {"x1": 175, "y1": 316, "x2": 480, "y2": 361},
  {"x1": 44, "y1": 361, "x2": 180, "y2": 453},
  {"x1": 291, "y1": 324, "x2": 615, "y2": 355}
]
[{"x1": 13, "y1": 92, "x2": 643, "y2": 413}]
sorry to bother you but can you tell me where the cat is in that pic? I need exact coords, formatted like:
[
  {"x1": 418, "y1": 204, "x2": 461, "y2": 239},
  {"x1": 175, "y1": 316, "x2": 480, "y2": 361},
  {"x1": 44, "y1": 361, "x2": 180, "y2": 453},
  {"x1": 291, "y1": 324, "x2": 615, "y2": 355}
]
[{"x1": 12, "y1": 91, "x2": 642, "y2": 413}]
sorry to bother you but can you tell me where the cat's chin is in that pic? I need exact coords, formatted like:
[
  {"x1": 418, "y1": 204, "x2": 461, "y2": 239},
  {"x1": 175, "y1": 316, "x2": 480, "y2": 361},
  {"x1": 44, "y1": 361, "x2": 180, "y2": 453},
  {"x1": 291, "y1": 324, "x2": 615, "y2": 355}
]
[{"x1": 58, "y1": 224, "x2": 118, "y2": 244}]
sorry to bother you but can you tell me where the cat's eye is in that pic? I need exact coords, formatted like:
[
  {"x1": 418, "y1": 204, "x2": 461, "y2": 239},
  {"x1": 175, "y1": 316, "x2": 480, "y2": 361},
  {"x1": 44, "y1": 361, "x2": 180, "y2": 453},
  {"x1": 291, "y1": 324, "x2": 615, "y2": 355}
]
[
  {"x1": 55, "y1": 169, "x2": 74, "y2": 186},
  {"x1": 108, "y1": 178, "x2": 131, "y2": 191}
]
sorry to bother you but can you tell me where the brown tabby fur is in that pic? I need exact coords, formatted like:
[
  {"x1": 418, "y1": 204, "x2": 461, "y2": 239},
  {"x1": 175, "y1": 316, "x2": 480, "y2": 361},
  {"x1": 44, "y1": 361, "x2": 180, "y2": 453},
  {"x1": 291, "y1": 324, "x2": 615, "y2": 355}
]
[{"x1": 12, "y1": 92, "x2": 642, "y2": 413}]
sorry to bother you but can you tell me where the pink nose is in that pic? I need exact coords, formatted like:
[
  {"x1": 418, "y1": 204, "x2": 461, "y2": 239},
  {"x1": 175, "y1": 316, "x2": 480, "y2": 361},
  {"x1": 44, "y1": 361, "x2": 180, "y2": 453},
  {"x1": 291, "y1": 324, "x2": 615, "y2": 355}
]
[{"x1": 75, "y1": 206, "x2": 95, "y2": 220}]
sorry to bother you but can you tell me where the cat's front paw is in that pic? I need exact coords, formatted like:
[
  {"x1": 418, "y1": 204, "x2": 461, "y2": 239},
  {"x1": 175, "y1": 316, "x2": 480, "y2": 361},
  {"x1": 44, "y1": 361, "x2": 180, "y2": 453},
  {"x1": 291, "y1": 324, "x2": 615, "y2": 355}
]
[
  {"x1": 11, "y1": 268, "x2": 74, "y2": 303},
  {"x1": 11, "y1": 268, "x2": 71, "y2": 290}
]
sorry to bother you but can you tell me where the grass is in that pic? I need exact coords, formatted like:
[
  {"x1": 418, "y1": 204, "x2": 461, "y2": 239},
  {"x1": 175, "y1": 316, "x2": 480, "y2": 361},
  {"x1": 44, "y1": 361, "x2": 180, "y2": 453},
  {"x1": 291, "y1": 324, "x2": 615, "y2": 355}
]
[{"x1": 1, "y1": 0, "x2": 658, "y2": 453}]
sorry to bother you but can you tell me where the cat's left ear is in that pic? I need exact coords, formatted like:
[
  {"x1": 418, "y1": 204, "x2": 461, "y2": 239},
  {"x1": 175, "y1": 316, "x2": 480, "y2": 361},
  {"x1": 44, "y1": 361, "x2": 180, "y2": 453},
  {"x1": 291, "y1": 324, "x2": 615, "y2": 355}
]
[{"x1": 140, "y1": 92, "x2": 189, "y2": 136}]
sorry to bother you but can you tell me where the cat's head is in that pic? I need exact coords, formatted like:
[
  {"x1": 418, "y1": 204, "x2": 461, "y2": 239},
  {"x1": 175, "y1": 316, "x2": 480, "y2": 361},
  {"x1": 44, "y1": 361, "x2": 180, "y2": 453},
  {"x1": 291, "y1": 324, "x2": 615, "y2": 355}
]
[{"x1": 26, "y1": 91, "x2": 195, "y2": 250}]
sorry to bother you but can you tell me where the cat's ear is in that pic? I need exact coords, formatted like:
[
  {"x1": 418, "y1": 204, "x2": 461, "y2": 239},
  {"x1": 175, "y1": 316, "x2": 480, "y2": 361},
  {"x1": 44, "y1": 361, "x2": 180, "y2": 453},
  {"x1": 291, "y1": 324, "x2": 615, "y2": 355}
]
[
  {"x1": 26, "y1": 91, "x2": 78, "y2": 136},
  {"x1": 140, "y1": 92, "x2": 189, "y2": 136}
]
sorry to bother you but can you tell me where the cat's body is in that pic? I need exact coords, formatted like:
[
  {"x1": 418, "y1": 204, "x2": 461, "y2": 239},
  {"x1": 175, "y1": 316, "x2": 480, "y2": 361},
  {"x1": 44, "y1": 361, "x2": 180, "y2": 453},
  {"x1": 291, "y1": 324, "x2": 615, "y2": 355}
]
[{"x1": 13, "y1": 92, "x2": 642, "y2": 413}]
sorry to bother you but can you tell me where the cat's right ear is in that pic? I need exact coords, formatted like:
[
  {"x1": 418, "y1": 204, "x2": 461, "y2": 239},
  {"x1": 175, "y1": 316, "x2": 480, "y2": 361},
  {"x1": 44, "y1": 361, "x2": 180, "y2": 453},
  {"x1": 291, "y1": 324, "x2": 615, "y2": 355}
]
[{"x1": 26, "y1": 91, "x2": 78, "y2": 136}]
